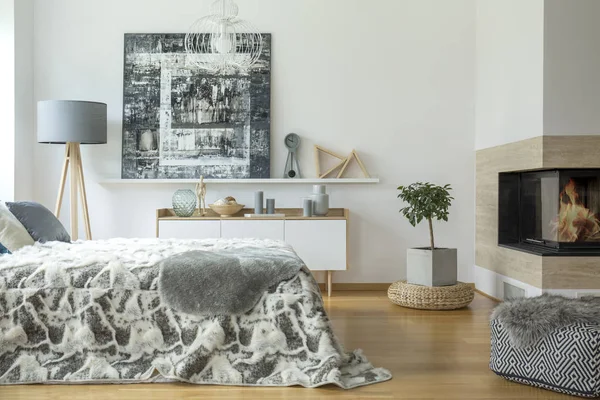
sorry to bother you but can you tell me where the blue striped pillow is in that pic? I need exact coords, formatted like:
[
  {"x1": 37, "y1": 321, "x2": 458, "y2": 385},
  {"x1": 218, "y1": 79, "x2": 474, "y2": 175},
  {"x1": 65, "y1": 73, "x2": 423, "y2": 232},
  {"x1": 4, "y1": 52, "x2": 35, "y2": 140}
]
[{"x1": 0, "y1": 243, "x2": 10, "y2": 254}]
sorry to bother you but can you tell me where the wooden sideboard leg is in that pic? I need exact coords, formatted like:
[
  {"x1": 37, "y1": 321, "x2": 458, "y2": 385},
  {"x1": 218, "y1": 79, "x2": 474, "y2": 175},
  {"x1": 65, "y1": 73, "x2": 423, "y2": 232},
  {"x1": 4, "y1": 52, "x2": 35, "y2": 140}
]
[{"x1": 327, "y1": 271, "x2": 332, "y2": 297}]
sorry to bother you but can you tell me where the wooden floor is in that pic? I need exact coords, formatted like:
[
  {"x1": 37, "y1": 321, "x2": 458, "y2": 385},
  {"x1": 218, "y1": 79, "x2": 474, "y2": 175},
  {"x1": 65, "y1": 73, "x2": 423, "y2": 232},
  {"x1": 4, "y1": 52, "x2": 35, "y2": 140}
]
[{"x1": 0, "y1": 292, "x2": 574, "y2": 399}]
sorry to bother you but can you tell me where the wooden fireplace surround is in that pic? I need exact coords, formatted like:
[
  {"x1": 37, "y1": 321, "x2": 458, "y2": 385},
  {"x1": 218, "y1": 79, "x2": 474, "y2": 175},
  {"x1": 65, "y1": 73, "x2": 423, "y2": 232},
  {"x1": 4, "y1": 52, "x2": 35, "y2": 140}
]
[{"x1": 476, "y1": 136, "x2": 600, "y2": 290}]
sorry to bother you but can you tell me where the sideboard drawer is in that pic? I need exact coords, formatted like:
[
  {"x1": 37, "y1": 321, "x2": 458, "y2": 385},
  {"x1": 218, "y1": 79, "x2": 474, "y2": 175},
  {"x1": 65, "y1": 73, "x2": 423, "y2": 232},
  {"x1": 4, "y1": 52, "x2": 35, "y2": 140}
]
[
  {"x1": 158, "y1": 220, "x2": 221, "y2": 239},
  {"x1": 221, "y1": 220, "x2": 284, "y2": 240},
  {"x1": 285, "y1": 220, "x2": 346, "y2": 271}
]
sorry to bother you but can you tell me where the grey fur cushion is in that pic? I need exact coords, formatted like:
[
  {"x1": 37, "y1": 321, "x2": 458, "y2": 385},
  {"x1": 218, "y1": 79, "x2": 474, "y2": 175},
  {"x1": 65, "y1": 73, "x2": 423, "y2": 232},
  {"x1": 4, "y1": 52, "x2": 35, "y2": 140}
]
[
  {"x1": 491, "y1": 294, "x2": 600, "y2": 348},
  {"x1": 7, "y1": 201, "x2": 70, "y2": 243}
]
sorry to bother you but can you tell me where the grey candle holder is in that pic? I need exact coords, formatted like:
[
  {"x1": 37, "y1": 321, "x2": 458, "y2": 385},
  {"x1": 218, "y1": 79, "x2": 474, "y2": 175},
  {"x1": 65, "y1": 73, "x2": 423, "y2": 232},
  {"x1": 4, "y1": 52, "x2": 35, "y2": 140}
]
[
  {"x1": 266, "y1": 198, "x2": 275, "y2": 214},
  {"x1": 303, "y1": 198, "x2": 313, "y2": 217},
  {"x1": 254, "y1": 191, "x2": 264, "y2": 214}
]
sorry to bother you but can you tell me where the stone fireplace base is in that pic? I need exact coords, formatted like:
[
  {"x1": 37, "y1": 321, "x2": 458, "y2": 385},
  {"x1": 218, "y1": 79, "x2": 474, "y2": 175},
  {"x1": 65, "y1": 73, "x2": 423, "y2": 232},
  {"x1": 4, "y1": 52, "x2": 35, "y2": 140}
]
[{"x1": 476, "y1": 136, "x2": 600, "y2": 299}]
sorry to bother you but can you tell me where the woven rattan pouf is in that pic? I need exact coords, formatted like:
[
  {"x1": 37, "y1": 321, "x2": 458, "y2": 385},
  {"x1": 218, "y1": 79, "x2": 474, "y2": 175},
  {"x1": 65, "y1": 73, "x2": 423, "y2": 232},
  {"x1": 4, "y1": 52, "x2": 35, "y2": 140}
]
[{"x1": 387, "y1": 281, "x2": 474, "y2": 310}]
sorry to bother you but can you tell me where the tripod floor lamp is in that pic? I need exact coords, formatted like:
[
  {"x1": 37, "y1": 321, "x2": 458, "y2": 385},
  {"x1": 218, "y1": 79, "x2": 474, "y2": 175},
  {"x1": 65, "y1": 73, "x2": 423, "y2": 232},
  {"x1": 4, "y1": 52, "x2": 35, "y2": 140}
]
[{"x1": 37, "y1": 100, "x2": 107, "y2": 241}]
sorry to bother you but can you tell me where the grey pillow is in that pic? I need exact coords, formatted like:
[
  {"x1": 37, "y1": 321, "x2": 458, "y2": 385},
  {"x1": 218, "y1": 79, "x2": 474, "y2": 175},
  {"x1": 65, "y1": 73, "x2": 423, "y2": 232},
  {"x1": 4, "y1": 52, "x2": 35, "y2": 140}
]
[{"x1": 7, "y1": 201, "x2": 71, "y2": 243}]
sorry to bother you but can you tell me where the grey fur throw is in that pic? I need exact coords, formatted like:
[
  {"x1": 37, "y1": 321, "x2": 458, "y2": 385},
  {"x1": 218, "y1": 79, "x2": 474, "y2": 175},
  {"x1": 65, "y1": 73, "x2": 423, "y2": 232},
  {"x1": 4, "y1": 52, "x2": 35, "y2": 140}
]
[
  {"x1": 159, "y1": 247, "x2": 304, "y2": 314},
  {"x1": 491, "y1": 294, "x2": 600, "y2": 348}
]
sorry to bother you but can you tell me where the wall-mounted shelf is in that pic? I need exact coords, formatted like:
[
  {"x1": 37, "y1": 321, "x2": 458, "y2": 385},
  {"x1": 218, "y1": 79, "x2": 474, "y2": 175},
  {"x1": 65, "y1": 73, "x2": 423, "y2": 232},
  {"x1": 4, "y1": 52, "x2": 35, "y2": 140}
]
[{"x1": 99, "y1": 178, "x2": 380, "y2": 184}]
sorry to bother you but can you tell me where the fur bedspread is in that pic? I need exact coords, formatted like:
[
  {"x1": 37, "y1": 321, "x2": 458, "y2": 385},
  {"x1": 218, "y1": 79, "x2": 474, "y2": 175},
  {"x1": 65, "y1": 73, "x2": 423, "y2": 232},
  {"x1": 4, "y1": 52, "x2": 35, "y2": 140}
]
[
  {"x1": 0, "y1": 238, "x2": 391, "y2": 388},
  {"x1": 159, "y1": 247, "x2": 304, "y2": 315},
  {"x1": 491, "y1": 294, "x2": 600, "y2": 348}
]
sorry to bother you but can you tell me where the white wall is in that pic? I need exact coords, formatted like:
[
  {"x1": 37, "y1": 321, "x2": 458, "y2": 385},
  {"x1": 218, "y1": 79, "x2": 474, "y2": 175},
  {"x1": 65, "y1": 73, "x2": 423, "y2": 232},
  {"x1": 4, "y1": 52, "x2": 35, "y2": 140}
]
[
  {"x1": 475, "y1": 0, "x2": 600, "y2": 147},
  {"x1": 543, "y1": 0, "x2": 600, "y2": 136},
  {"x1": 475, "y1": 0, "x2": 544, "y2": 150},
  {"x1": 0, "y1": 0, "x2": 16, "y2": 201},
  {"x1": 32, "y1": 0, "x2": 476, "y2": 283},
  {"x1": 14, "y1": 0, "x2": 34, "y2": 201},
  {"x1": 474, "y1": 0, "x2": 544, "y2": 298},
  {"x1": 0, "y1": 0, "x2": 33, "y2": 202}
]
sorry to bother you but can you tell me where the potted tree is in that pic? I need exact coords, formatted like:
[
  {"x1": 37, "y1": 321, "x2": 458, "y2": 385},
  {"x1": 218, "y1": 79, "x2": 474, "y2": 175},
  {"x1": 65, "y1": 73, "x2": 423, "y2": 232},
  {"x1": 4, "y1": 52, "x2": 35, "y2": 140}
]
[{"x1": 397, "y1": 182, "x2": 457, "y2": 287}]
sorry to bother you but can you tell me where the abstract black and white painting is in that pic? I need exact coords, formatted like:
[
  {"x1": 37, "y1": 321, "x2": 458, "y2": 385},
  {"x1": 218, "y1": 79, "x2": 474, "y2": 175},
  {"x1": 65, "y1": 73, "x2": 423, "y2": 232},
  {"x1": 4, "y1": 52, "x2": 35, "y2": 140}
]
[{"x1": 122, "y1": 34, "x2": 271, "y2": 179}]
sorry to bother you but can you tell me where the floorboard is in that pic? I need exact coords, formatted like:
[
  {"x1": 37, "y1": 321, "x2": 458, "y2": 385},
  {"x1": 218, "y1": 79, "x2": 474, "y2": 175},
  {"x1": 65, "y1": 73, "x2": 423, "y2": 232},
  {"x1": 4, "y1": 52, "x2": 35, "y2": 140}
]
[{"x1": 0, "y1": 292, "x2": 573, "y2": 399}]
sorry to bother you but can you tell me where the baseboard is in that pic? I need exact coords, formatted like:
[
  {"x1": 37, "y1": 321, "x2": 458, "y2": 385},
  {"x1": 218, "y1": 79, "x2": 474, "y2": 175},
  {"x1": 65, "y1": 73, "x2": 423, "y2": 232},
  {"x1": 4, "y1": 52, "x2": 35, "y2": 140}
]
[
  {"x1": 475, "y1": 288, "x2": 502, "y2": 302},
  {"x1": 318, "y1": 283, "x2": 391, "y2": 291},
  {"x1": 316, "y1": 282, "x2": 482, "y2": 293},
  {"x1": 473, "y1": 265, "x2": 543, "y2": 300}
]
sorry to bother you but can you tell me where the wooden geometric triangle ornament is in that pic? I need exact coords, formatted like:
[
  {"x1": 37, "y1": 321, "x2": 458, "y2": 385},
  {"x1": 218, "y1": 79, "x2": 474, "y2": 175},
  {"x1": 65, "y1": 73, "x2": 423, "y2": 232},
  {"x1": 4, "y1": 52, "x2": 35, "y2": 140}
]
[
  {"x1": 337, "y1": 150, "x2": 370, "y2": 178},
  {"x1": 314, "y1": 145, "x2": 347, "y2": 178}
]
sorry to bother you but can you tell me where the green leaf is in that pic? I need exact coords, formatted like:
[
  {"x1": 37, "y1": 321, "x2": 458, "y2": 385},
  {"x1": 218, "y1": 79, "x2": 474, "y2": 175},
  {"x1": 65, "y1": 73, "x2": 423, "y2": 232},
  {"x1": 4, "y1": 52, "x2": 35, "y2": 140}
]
[{"x1": 396, "y1": 182, "x2": 453, "y2": 239}]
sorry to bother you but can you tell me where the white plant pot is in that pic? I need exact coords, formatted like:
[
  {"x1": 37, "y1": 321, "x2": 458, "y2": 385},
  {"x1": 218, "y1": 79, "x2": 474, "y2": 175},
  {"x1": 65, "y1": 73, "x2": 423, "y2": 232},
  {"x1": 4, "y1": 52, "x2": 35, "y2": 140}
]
[{"x1": 406, "y1": 248, "x2": 457, "y2": 287}]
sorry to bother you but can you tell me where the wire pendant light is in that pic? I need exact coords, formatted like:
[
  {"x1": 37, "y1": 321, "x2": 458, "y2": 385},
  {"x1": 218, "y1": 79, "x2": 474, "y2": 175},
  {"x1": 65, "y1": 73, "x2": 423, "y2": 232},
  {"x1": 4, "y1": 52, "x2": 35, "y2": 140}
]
[{"x1": 185, "y1": 0, "x2": 263, "y2": 74}]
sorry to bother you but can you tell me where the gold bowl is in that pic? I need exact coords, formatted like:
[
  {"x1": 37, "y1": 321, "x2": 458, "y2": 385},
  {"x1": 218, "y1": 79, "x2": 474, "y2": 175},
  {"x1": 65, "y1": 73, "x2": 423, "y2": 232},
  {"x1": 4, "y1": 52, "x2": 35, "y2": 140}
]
[{"x1": 209, "y1": 203, "x2": 245, "y2": 217}]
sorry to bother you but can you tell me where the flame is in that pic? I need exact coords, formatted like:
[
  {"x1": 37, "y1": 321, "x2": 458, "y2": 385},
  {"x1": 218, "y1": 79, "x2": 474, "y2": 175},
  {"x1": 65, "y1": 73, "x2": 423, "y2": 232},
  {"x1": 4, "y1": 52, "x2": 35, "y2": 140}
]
[{"x1": 553, "y1": 179, "x2": 600, "y2": 242}]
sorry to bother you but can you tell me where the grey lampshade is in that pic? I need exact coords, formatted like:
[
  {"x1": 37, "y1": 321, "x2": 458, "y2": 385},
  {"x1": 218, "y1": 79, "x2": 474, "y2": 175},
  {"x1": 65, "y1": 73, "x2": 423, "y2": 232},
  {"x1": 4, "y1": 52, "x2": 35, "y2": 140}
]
[{"x1": 37, "y1": 100, "x2": 107, "y2": 144}]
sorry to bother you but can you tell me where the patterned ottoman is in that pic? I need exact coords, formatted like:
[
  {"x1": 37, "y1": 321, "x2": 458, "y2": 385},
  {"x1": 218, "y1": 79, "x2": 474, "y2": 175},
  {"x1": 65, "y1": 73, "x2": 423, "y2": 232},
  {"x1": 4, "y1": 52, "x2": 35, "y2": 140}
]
[{"x1": 490, "y1": 319, "x2": 600, "y2": 397}]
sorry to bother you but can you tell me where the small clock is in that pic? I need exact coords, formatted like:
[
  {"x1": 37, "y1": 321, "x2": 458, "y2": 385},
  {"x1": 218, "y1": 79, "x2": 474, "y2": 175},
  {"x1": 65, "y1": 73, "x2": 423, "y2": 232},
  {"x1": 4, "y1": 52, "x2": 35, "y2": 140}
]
[
  {"x1": 283, "y1": 133, "x2": 301, "y2": 179},
  {"x1": 285, "y1": 133, "x2": 301, "y2": 150}
]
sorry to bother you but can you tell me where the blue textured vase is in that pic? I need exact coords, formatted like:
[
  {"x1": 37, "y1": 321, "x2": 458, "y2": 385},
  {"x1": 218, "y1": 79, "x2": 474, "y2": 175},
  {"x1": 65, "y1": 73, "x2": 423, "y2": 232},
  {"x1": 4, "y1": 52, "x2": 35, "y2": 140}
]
[{"x1": 172, "y1": 189, "x2": 197, "y2": 217}]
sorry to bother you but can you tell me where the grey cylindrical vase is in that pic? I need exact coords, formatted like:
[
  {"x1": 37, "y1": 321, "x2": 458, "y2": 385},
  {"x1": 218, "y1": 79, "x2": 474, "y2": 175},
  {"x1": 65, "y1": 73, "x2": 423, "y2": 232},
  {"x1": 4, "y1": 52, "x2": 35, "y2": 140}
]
[
  {"x1": 313, "y1": 184, "x2": 326, "y2": 194},
  {"x1": 266, "y1": 198, "x2": 275, "y2": 214},
  {"x1": 311, "y1": 185, "x2": 329, "y2": 216},
  {"x1": 254, "y1": 191, "x2": 264, "y2": 214},
  {"x1": 303, "y1": 199, "x2": 313, "y2": 217}
]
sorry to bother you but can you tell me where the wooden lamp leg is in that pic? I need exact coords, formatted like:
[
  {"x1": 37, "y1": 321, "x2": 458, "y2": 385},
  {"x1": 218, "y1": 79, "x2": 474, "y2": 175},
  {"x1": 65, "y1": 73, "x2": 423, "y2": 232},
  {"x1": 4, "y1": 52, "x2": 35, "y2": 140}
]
[
  {"x1": 55, "y1": 142, "x2": 93, "y2": 241},
  {"x1": 69, "y1": 142, "x2": 79, "y2": 241},
  {"x1": 75, "y1": 144, "x2": 92, "y2": 240},
  {"x1": 55, "y1": 145, "x2": 70, "y2": 217}
]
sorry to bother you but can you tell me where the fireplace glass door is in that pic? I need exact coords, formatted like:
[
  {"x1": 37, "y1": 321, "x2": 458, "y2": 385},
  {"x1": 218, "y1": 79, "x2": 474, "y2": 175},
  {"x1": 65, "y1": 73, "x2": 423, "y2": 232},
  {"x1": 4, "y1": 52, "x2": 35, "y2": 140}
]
[
  {"x1": 519, "y1": 171, "x2": 560, "y2": 247},
  {"x1": 499, "y1": 169, "x2": 600, "y2": 255}
]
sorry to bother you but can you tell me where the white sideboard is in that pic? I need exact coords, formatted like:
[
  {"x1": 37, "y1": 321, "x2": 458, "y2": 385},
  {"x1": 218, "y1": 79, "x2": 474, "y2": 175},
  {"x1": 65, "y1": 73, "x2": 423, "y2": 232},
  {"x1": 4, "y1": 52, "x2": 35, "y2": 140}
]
[
  {"x1": 221, "y1": 220, "x2": 285, "y2": 240},
  {"x1": 156, "y1": 208, "x2": 349, "y2": 296}
]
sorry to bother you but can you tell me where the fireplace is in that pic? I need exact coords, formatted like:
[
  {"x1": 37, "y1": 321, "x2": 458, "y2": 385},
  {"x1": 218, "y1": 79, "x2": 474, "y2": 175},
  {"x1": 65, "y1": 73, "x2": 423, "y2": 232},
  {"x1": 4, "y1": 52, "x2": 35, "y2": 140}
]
[{"x1": 499, "y1": 169, "x2": 600, "y2": 256}]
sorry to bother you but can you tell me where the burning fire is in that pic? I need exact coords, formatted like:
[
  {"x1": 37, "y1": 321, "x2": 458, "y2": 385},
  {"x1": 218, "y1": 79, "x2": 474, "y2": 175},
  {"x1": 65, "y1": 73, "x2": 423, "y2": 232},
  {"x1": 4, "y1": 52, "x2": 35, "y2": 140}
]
[{"x1": 553, "y1": 179, "x2": 600, "y2": 242}]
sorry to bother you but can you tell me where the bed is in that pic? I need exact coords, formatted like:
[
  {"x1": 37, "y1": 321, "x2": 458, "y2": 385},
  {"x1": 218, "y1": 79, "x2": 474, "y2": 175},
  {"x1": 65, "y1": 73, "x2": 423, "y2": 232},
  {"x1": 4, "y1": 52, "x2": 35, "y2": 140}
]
[{"x1": 0, "y1": 238, "x2": 391, "y2": 388}]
